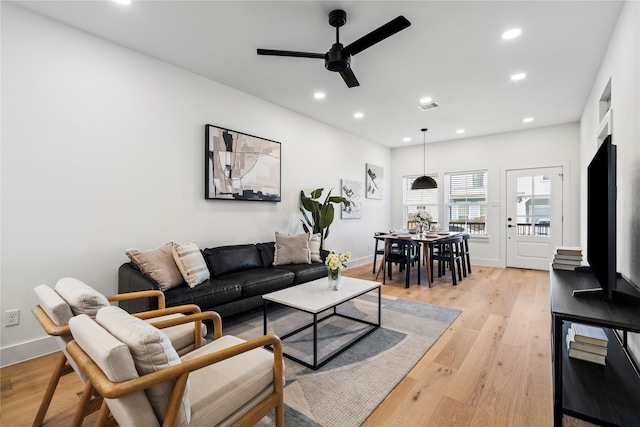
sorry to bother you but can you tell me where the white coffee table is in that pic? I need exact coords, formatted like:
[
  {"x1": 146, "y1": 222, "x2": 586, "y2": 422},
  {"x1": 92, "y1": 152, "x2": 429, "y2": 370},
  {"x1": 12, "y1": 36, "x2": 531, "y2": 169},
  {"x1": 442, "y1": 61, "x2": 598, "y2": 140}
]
[{"x1": 262, "y1": 276, "x2": 381, "y2": 370}]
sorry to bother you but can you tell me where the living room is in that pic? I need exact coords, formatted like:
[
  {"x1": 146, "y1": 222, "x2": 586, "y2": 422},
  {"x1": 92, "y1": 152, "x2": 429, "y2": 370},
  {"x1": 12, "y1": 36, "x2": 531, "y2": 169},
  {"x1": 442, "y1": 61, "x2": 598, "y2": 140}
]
[{"x1": 1, "y1": 0, "x2": 639, "y2": 425}]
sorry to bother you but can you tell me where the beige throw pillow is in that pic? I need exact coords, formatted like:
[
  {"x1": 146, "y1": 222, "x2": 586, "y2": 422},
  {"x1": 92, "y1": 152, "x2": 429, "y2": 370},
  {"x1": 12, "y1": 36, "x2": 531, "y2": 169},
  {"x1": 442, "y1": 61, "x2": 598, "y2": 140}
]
[
  {"x1": 126, "y1": 243, "x2": 184, "y2": 291},
  {"x1": 274, "y1": 232, "x2": 311, "y2": 265},
  {"x1": 172, "y1": 242, "x2": 210, "y2": 287},
  {"x1": 309, "y1": 233, "x2": 322, "y2": 263}
]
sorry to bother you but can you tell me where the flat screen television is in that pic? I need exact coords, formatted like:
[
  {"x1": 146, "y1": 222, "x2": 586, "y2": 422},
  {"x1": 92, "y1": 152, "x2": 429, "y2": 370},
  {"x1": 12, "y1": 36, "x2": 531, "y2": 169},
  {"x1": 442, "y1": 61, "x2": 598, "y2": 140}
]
[{"x1": 575, "y1": 134, "x2": 640, "y2": 304}]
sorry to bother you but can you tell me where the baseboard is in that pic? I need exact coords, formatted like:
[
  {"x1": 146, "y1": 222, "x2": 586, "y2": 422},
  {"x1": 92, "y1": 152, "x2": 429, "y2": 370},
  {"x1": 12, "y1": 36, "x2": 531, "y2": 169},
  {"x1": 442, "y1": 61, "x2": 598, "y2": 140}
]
[{"x1": 1, "y1": 335, "x2": 58, "y2": 367}]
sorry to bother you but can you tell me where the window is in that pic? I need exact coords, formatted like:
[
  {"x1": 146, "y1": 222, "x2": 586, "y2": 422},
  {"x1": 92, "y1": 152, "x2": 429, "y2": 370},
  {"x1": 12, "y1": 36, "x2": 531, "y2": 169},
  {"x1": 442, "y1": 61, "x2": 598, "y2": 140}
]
[
  {"x1": 403, "y1": 175, "x2": 438, "y2": 229},
  {"x1": 446, "y1": 170, "x2": 487, "y2": 234}
]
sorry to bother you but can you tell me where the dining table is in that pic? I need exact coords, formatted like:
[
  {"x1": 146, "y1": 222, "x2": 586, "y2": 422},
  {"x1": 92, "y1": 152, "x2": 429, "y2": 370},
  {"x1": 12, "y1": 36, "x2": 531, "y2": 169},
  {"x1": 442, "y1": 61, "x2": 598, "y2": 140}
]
[{"x1": 373, "y1": 231, "x2": 462, "y2": 286}]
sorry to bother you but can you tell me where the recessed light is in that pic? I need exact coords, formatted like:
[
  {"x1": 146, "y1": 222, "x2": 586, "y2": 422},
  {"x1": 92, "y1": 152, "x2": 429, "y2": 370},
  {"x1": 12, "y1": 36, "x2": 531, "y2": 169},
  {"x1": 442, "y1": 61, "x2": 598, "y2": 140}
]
[
  {"x1": 456, "y1": 129, "x2": 465, "y2": 134},
  {"x1": 313, "y1": 92, "x2": 326, "y2": 100},
  {"x1": 419, "y1": 96, "x2": 432, "y2": 104},
  {"x1": 112, "y1": 0, "x2": 132, "y2": 4},
  {"x1": 353, "y1": 112, "x2": 364, "y2": 119},
  {"x1": 403, "y1": 137, "x2": 411, "y2": 142},
  {"x1": 523, "y1": 117, "x2": 534, "y2": 123},
  {"x1": 502, "y1": 28, "x2": 522, "y2": 40},
  {"x1": 511, "y1": 73, "x2": 527, "y2": 81}
]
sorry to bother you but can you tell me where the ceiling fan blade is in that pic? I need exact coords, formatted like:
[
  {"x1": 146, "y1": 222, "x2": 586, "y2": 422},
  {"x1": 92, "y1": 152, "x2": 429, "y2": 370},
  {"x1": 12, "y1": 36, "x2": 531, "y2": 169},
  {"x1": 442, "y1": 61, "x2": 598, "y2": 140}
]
[
  {"x1": 344, "y1": 16, "x2": 411, "y2": 56},
  {"x1": 340, "y1": 68, "x2": 360, "y2": 88},
  {"x1": 257, "y1": 49, "x2": 324, "y2": 59}
]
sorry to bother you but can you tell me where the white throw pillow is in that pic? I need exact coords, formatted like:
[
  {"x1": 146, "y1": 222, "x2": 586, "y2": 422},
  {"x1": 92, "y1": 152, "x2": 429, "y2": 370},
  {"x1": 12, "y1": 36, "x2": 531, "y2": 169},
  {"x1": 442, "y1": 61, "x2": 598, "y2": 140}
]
[
  {"x1": 309, "y1": 233, "x2": 322, "y2": 263},
  {"x1": 171, "y1": 242, "x2": 210, "y2": 287}
]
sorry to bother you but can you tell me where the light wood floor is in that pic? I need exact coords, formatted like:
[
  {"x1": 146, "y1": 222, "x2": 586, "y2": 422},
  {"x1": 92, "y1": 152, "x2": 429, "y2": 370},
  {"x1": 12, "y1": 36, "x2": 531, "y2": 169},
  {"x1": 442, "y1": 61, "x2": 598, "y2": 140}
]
[{"x1": 1, "y1": 263, "x2": 595, "y2": 426}]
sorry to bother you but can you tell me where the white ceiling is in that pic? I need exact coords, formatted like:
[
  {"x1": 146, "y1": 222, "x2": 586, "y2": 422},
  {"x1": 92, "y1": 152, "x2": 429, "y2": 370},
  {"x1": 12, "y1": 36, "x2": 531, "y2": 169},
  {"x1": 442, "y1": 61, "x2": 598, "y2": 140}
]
[{"x1": 12, "y1": 0, "x2": 624, "y2": 148}]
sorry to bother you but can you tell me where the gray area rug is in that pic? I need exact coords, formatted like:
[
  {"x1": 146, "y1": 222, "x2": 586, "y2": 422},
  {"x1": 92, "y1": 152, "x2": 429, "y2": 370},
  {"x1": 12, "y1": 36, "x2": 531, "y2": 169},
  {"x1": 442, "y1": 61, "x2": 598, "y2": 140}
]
[{"x1": 218, "y1": 293, "x2": 460, "y2": 427}]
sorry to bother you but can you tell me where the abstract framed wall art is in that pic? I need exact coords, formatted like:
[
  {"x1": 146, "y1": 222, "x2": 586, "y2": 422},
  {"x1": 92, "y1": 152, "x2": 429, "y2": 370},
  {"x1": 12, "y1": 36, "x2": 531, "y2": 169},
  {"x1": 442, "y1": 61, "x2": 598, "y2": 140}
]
[
  {"x1": 366, "y1": 163, "x2": 383, "y2": 199},
  {"x1": 341, "y1": 179, "x2": 363, "y2": 219},
  {"x1": 205, "y1": 124, "x2": 281, "y2": 201}
]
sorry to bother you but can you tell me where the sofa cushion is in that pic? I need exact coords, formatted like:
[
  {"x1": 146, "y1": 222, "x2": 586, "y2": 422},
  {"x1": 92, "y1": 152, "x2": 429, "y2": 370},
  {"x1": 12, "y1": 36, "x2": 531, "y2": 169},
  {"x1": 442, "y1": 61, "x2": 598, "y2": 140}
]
[
  {"x1": 126, "y1": 243, "x2": 184, "y2": 291},
  {"x1": 274, "y1": 263, "x2": 328, "y2": 284},
  {"x1": 96, "y1": 306, "x2": 190, "y2": 425},
  {"x1": 55, "y1": 277, "x2": 110, "y2": 318},
  {"x1": 203, "y1": 244, "x2": 262, "y2": 278},
  {"x1": 162, "y1": 279, "x2": 242, "y2": 310},
  {"x1": 219, "y1": 268, "x2": 295, "y2": 299},
  {"x1": 171, "y1": 242, "x2": 210, "y2": 287},
  {"x1": 256, "y1": 242, "x2": 276, "y2": 268},
  {"x1": 274, "y1": 232, "x2": 310, "y2": 265}
]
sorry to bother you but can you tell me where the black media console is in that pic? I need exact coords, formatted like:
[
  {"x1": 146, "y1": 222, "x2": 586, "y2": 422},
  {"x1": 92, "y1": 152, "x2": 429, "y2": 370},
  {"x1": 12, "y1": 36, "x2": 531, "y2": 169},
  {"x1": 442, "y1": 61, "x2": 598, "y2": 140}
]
[{"x1": 550, "y1": 268, "x2": 640, "y2": 426}]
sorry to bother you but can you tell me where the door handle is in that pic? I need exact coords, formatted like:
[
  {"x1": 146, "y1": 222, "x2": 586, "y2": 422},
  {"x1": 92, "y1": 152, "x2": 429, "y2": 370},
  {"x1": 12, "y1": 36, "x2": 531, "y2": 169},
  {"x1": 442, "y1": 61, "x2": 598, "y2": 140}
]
[{"x1": 507, "y1": 224, "x2": 514, "y2": 228}]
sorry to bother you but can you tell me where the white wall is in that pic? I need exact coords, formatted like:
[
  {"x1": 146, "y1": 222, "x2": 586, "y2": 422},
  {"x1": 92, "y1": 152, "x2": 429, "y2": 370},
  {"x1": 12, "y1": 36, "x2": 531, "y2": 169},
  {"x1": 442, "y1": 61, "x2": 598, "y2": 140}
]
[
  {"x1": 0, "y1": 4, "x2": 391, "y2": 365},
  {"x1": 390, "y1": 123, "x2": 581, "y2": 267},
  {"x1": 579, "y1": 1, "x2": 640, "y2": 357}
]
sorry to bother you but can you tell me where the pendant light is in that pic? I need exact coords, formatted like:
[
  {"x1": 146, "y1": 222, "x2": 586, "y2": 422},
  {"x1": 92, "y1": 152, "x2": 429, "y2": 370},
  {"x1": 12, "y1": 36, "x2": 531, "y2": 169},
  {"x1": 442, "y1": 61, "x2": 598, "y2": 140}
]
[{"x1": 411, "y1": 128, "x2": 438, "y2": 189}]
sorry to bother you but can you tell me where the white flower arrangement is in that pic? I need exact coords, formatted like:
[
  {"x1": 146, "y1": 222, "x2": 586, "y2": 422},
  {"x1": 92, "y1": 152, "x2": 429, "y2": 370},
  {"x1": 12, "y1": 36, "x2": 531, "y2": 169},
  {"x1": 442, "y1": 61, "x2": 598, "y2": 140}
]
[
  {"x1": 408, "y1": 209, "x2": 432, "y2": 225},
  {"x1": 325, "y1": 250, "x2": 351, "y2": 274}
]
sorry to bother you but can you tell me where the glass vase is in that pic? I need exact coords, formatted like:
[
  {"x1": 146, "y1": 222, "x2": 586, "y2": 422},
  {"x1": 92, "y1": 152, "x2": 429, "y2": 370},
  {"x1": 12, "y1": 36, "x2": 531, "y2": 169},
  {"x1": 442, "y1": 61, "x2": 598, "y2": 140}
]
[{"x1": 328, "y1": 269, "x2": 341, "y2": 290}]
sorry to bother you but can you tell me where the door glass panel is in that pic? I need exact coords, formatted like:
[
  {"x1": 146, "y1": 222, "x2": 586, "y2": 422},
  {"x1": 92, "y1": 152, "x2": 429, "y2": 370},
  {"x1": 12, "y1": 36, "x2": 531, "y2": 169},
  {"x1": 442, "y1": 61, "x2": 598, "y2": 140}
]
[{"x1": 515, "y1": 175, "x2": 552, "y2": 237}]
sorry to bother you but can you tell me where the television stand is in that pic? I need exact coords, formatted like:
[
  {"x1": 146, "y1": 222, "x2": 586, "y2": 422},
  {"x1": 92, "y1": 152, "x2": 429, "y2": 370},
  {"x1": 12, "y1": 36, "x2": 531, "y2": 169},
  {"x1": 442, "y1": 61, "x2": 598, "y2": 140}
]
[{"x1": 551, "y1": 268, "x2": 640, "y2": 426}]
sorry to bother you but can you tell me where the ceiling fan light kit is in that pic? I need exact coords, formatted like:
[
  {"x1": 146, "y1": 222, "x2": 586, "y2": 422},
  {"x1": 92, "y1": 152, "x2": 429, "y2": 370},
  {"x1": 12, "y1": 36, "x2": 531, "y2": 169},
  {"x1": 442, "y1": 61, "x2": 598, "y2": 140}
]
[
  {"x1": 411, "y1": 128, "x2": 438, "y2": 190},
  {"x1": 257, "y1": 9, "x2": 411, "y2": 88}
]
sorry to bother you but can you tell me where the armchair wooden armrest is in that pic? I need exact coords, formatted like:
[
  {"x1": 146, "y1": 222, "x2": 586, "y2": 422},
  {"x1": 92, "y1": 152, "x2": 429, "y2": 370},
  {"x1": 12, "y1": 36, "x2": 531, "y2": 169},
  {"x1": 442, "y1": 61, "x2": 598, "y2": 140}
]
[{"x1": 107, "y1": 289, "x2": 166, "y2": 309}]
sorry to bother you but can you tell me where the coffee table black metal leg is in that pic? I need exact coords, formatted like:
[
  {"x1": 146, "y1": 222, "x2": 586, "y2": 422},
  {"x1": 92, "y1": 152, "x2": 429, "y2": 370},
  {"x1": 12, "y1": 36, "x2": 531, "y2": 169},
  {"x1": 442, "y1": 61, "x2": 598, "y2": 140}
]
[
  {"x1": 378, "y1": 286, "x2": 381, "y2": 326},
  {"x1": 313, "y1": 313, "x2": 318, "y2": 369},
  {"x1": 263, "y1": 299, "x2": 268, "y2": 336}
]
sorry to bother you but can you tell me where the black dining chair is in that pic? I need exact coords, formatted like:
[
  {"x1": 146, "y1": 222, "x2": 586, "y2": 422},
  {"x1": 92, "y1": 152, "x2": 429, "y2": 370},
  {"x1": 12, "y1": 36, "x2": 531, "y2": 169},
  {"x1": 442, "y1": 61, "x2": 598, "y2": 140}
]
[
  {"x1": 383, "y1": 238, "x2": 421, "y2": 288},
  {"x1": 461, "y1": 233, "x2": 471, "y2": 276},
  {"x1": 429, "y1": 235, "x2": 464, "y2": 286},
  {"x1": 372, "y1": 232, "x2": 387, "y2": 274}
]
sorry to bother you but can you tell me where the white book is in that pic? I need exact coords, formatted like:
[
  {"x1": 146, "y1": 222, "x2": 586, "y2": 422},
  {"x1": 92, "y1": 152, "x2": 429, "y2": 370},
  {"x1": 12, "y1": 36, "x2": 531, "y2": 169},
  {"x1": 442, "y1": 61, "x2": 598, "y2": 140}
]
[
  {"x1": 552, "y1": 263, "x2": 577, "y2": 271},
  {"x1": 555, "y1": 246, "x2": 582, "y2": 256},
  {"x1": 552, "y1": 257, "x2": 583, "y2": 266},
  {"x1": 554, "y1": 254, "x2": 583, "y2": 261}
]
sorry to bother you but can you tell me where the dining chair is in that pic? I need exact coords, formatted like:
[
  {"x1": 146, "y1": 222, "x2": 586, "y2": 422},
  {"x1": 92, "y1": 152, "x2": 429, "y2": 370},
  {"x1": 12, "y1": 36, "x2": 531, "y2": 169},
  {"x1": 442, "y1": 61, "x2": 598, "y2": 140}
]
[
  {"x1": 383, "y1": 238, "x2": 421, "y2": 288},
  {"x1": 372, "y1": 232, "x2": 387, "y2": 274},
  {"x1": 429, "y1": 235, "x2": 464, "y2": 286},
  {"x1": 461, "y1": 232, "x2": 472, "y2": 276}
]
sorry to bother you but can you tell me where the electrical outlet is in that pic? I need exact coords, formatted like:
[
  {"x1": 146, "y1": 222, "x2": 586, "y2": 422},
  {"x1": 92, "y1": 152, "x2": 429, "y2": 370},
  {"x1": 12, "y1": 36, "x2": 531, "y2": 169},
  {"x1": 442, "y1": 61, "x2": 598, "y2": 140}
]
[{"x1": 4, "y1": 309, "x2": 20, "y2": 327}]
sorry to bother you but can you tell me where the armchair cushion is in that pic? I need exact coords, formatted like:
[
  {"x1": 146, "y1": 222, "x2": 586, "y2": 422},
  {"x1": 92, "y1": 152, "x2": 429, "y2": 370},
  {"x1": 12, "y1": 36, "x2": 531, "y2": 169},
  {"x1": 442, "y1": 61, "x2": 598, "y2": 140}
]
[
  {"x1": 181, "y1": 335, "x2": 277, "y2": 426},
  {"x1": 68, "y1": 314, "x2": 159, "y2": 427},
  {"x1": 34, "y1": 284, "x2": 74, "y2": 326},
  {"x1": 96, "y1": 306, "x2": 190, "y2": 425},
  {"x1": 54, "y1": 277, "x2": 109, "y2": 318},
  {"x1": 274, "y1": 232, "x2": 311, "y2": 265}
]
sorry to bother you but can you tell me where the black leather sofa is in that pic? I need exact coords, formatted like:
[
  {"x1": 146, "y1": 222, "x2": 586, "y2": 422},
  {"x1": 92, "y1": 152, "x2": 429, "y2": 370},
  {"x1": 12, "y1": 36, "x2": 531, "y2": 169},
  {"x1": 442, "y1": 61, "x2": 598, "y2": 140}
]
[{"x1": 118, "y1": 242, "x2": 328, "y2": 317}]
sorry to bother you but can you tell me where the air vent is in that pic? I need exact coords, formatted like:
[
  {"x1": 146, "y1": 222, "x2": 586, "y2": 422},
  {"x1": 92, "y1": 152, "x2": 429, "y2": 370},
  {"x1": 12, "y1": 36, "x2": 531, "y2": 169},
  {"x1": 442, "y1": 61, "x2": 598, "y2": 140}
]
[{"x1": 418, "y1": 101, "x2": 439, "y2": 111}]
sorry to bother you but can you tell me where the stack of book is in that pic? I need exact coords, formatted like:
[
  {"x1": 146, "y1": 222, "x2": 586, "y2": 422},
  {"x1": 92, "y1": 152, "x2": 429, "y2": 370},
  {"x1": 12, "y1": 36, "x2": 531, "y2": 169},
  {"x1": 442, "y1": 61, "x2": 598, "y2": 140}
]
[
  {"x1": 552, "y1": 246, "x2": 583, "y2": 271},
  {"x1": 566, "y1": 322, "x2": 608, "y2": 365}
]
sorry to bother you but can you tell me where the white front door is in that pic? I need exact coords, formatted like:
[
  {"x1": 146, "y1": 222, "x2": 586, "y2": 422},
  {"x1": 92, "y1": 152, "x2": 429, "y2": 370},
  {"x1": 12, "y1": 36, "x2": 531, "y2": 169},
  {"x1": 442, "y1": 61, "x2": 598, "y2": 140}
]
[{"x1": 506, "y1": 167, "x2": 563, "y2": 270}]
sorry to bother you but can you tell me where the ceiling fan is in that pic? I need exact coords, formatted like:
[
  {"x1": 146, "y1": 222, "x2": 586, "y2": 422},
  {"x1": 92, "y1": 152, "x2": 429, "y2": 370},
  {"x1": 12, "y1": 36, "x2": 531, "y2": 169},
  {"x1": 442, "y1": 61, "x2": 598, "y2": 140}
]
[{"x1": 257, "y1": 9, "x2": 411, "y2": 88}]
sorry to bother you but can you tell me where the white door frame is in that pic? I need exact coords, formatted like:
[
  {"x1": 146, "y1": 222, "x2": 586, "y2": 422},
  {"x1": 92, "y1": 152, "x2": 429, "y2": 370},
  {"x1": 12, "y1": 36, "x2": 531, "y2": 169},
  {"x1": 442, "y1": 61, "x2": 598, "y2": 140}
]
[{"x1": 500, "y1": 161, "x2": 572, "y2": 269}]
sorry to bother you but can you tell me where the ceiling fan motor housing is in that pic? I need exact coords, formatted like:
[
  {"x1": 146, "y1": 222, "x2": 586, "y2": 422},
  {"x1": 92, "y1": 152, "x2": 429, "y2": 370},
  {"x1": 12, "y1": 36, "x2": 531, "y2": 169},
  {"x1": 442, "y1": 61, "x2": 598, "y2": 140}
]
[{"x1": 325, "y1": 43, "x2": 351, "y2": 71}]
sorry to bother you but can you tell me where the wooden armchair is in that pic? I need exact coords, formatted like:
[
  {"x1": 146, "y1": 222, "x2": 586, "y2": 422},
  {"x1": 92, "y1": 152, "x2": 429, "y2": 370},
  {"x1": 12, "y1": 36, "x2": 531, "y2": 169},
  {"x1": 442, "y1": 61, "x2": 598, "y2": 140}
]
[
  {"x1": 32, "y1": 278, "x2": 205, "y2": 427},
  {"x1": 66, "y1": 306, "x2": 284, "y2": 427}
]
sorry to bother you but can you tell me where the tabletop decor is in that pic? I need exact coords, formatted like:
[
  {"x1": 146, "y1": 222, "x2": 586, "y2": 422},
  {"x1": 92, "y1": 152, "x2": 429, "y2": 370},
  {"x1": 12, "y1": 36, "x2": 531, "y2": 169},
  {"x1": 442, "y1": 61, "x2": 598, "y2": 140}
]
[
  {"x1": 325, "y1": 250, "x2": 351, "y2": 290},
  {"x1": 409, "y1": 209, "x2": 432, "y2": 236}
]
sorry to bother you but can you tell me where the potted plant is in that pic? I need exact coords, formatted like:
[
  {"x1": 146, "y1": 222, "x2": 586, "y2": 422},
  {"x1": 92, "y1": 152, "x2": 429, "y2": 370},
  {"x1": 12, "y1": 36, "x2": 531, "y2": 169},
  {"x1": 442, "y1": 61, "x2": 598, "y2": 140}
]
[{"x1": 300, "y1": 188, "x2": 350, "y2": 249}]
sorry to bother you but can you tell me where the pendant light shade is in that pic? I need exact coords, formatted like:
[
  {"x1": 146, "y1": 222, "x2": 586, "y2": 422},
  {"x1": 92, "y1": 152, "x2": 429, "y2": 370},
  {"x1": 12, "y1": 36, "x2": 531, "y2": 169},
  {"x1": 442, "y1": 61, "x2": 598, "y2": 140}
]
[{"x1": 411, "y1": 128, "x2": 438, "y2": 190}]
